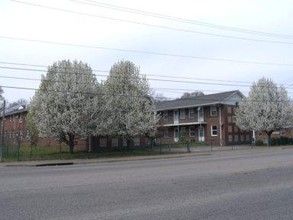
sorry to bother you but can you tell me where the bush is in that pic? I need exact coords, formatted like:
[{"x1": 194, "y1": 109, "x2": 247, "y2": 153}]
[
  {"x1": 270, "y1": 137, "x2": 293, "y2": 146},
  {"x1": 270, "y1": 138, "x2": 280, "y2": 146},
  {"x1": 255, "y1": 140, "x2": 265, "y2": 146}
]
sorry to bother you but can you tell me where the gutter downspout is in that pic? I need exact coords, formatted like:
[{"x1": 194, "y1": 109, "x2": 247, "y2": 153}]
[{"x1": 219, "y1": 106, "x2": 223, "y2": 146}]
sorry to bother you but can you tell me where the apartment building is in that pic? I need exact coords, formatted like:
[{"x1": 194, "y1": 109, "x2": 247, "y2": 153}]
[{"x1": 155, "y1": 90, "x2": 252, "y2": 146}]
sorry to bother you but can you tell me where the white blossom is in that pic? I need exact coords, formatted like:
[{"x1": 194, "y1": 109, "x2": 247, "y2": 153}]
[
  {"x1": 236, "y1": 77, "x2": 293, "y2": 144},
  {"x1": 30, "y1": 60, "x2": 102, "y2": 153},
  {"x1": 102, "y1": 60, "x2": 159, "y2": 146}
]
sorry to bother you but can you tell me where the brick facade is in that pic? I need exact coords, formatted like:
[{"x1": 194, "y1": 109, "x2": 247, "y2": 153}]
[
  {"x1": 155, "y1": 91, "x2": 252, "y2": 146},
  {"x1": 0, "y1": 90, "x2": 253, "y2": 151},
  {"x1": 0, "y1": 106, "x2": 88, "y2": 152}
]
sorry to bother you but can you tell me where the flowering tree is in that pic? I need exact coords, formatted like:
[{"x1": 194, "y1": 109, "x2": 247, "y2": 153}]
[
  {"x1": 30, "y1": 60, "x2": 102, "y2": 153},
  {"x1": 103, "y1": 60, "x2": 159, "y2": 147},
  {"x1": 236, "y1": 77, "x2": 292, "y2": 145},
  {"x1": 0, "y1": 87, "x2": 3, "y2": 100}
]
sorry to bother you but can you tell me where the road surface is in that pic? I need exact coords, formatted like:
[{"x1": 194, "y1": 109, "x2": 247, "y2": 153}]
[{"x1": 1, "y1": 148, "x2": 293, "y2": 219}]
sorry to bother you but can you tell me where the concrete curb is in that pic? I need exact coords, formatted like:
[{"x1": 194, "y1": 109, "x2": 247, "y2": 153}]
[
  {"x1": 1, "y1": 152, "x2": 211, "y2": 167},
  {"x1": 0, "y1": 145, "x2": 291, "y2": 168}
]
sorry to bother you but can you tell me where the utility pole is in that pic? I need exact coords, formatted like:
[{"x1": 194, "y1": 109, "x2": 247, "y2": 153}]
[{"x1": 0, "y1": 100, "x2": 5, "y2": 162}]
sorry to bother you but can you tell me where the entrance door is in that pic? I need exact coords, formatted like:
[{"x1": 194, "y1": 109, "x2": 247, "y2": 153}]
[
  {"x1": 198, "y1": 107, "x2": 204, "y2": 122},
  {"x1": 174, "y1": 110, "x2": 179, "y2": 124},
  {"x1": 174, "y1": 127, "x2": 179, "y2": 142},
  {"x1": 198, "y1": 126, "x2": 205, "y2": 142}
]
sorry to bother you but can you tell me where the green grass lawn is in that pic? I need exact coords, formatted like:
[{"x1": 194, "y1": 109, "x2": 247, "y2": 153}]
[
  {"x1": 2, "y1": 140, "x2": 209, "y2": 162},
  {"x1": 2, "y1": 144, "x2": 177, "y2": 162}
]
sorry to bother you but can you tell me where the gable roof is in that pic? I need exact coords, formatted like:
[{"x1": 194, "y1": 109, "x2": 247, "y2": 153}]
[
  {"x1": 3, "y1": 105, "x2": 28, "y2": 117},
  {"x1": 155, "y1": 90, "x2": 243, "y2": 111}
]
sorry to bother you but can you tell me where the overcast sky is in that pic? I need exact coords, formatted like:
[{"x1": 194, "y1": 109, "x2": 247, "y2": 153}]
[{"x1": 1, "y1": 0, "x2": 293, "y2": 103}]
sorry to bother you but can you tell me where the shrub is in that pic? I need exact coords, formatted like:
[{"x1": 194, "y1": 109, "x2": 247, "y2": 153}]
[
  {"x1": 270, "y1": 137, "x2": 293, "y2": 146},
  {"x1": 255, "y1": 140, "x2": 265, "y2": 146}
]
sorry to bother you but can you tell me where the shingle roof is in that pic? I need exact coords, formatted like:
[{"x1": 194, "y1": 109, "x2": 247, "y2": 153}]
[
  {"x1": 4, "y1": 105, "x2": 28, "y2": 117},
  {"x1": 155, "y1": 90, "x2": 243, "y2": 111}
]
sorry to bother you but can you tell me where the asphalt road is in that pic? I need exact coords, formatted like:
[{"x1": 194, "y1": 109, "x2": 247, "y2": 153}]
[{"x1": 1, "y1": 148, "x2": 293, "y2": 220}]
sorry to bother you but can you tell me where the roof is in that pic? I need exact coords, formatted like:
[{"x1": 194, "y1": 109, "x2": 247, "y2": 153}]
[
  {"x1": 155, "y1": 90, "x2": 243, "y2": 111},
  {"x1": 3, "y1": 105, "x2": 28, "y2": 117}
]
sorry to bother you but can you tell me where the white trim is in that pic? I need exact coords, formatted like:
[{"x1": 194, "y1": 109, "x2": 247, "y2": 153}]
[
  {"x1": 211, "y1": 125, "x2": 218, "y2": 136},
  {"x1": 210, "y1": 106, "x2": 217, "y2": 116},
  {"x1": 162, "y1": 122, "x2": 207, "y2": 127},
  {"x1": 188, "y1": 108, "x2": 194, "y2": 118},
  {"x1": 174, "y1": 127, "x2": 179, "y2": 142},
  {"x1": 156, "y1": 102, "x2": 219, "y2": 111},
  {"x1": 174, "y1": 110, "x2": 179, "y2": 124},
  {"x1": 219, "y1": 107, "x2": 222, "y2": 146},
  {"x1": 179, "y1": 109, "x2": 185, "y2": 119},
  {"x1": 189, "y1": 126, "x2": 195, "y2": 137}
]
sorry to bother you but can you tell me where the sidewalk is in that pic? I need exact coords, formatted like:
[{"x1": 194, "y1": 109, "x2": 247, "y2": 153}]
[{"x1": 0, "y1": 145, "x2": 291, "y2": 167}]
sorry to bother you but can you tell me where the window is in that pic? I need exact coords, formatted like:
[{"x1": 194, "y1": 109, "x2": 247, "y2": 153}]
[
  {"x1": 210, "y1": 106, "x2": 217, "y2": 116},
  {"x1": 234, "y1": 125, "x2": 238, "y2": 133},
  {"x1": 163, "y1": 111, "x2": 168, "y2": 121},
  {"x1": 234, "y1": 135, "x2": 239, "y2": 142},
  {"x1": 112, "y1": 138, "x2": 118, "y2": 147},
  {"x1": 232, "y1": 116, "x2": 237, "y2": 123},
  {"x1": 134, "y1": 137, "x2": 140, "y2": 146},
  {"x1": 228, "y1": 135, "x2": 233, "y2": 142},
  {"x1": 180, "y1": 109, "x2": 185, "y2": 119},
  {"x1": 189, "y1": 126, "x2": 195, "y2": 137},
  {"x1": 163, "y1": 128, "x2": 169, "y2": 138},
  {"x1": 123, "y1": 138, "x2": 127, "y2": 147},
  {"x1": 246, "y1": 134, "x2": 250, "y2": 141},
  {"x1": 211, "y1": 125, "x2": 218, "y2": 136},
  {"x1": 227, "y1": 106, "x2": 232, "y2": 114},
  {"x1": 189, "y1": 108, "x2": 194, "y2": 118},
  {"x1": 100, "y1": 138, "x2": 107, "y2": 147}
]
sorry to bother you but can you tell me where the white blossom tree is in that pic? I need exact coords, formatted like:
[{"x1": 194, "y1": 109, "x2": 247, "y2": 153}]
[
  {"x1": 236, "y1": 77, "x2": 293, "y2": 145},
  {"x1": 103, "y1": 60, "x2": 159, "y2": 147},
  {"x1": 0, "y1": 87, "x2": 3, "y2": 100},
  {"x1": 30, "y1": 60, "x2": 102, "y2": 153}
]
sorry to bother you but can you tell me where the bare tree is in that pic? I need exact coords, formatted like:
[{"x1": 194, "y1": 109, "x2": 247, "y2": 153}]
[{"x1": 180, "y1": 91, "x2": 204, "y2": 99}]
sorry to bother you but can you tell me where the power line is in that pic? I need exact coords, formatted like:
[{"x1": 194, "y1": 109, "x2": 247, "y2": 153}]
[
  {"x1": 2, "y1": 65, "x2": 293, "y2": 92},
  {"x1": 0, "y1": 61, "x2": 253, "y2": 84},
  {"x1": 1, "y1": 84, "x2": 291, "y2": 103},
  {"x1": 0, "y1": 61, "x2": 109, "y2": 73},
  {"x1": 0, "y1": 65, "x2": 253, "y2": 87},
  {"x1": 73, "y1": 0, "x2": 293, "y2": 40},
  {"x1": 0, "y1": 73, "x2": 289, "y2": 96},
  {"x1": 2, "y1": 36, "x2": 293, "y2": 67},
  {"x1": 11, "y1": 0, "x2": 293, "y2": 45}
]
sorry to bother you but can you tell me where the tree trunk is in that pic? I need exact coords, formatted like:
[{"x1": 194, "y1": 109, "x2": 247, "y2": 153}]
[
  {"x1": 68, "y1": 133, "x2": 75, "y2": 153},
  {"x1": 127, "y1": 139, "x2": 131, "y2": 149},
  {"x1": 265, "y1": 130, "x2": 274, "y2": 146}
]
